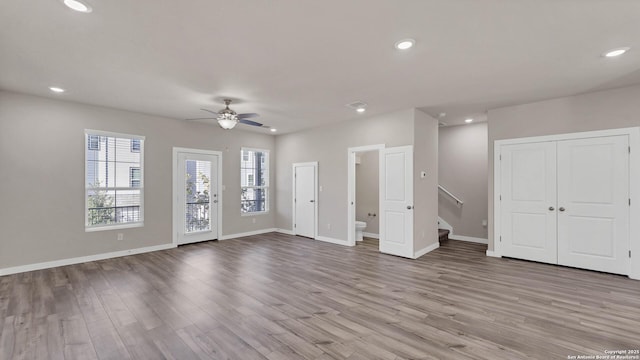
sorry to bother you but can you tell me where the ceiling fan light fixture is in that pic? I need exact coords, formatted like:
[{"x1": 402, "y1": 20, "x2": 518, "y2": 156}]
[{"x1": 217, "y1": 116, "x2": 238, "y2": 130}]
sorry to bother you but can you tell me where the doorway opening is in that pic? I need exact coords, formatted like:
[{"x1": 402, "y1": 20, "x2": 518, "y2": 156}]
[{"x1": 347, "y1": 144, "x2": 384, "y2": 247}]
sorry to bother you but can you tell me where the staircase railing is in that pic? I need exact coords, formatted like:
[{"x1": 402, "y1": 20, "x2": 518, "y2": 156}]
[{"x1": 438, "y1": 185, "x2": 463, "y2": 205}]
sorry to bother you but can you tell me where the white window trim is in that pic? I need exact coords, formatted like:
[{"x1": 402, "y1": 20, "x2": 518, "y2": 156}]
[
  {"x1": 241, "y1": 147, "x2": 270, "y2": 215},
  {"x1": 84, "y1": 129, "x2": 145, "y2": 231}
]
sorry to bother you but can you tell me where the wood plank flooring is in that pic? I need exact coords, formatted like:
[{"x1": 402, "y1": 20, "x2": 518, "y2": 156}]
[{"x1": 0, "y1": 233, "x2": 639, "y2": 359}]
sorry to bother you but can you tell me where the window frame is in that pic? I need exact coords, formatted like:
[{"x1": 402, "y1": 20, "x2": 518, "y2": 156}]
[
  {"x1": 85, "y1": 129, "x2": 145, "y2": 231},
  {"x1": 240, "y1": 147, "x2": 269, "y2": 216}
]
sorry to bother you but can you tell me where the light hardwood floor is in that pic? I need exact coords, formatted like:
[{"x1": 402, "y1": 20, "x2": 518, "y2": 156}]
[{"x1": 1, "y1": 233, "x2": 639, "y2": 359}]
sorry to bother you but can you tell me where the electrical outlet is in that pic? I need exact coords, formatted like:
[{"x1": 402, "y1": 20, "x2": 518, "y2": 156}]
[
  {"x1": 319, "y1": 185, "x2": 323, "y2": 192},
  {"x1": 252, "y1": 218, "x2": 256, "y2": 224},
  {"x1": 327, "y1": 223, "x2": 331, "y2": 230},
  {"x1": 117, "y1": 233, "x2": 124, "y2": 241},
  {"x1": 482, "y1": 219, "x2": 488, "y2": 227}
]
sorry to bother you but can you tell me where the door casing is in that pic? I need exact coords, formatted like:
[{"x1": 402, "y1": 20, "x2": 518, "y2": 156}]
[
  {"x1": 173, "y1": 147, "x2": 223, "y2": 246},
  {"x1": 292, "y1": 162, "x2": 318, "y2": 239}
]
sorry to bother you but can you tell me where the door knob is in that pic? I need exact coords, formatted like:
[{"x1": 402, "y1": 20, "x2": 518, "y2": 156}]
[
  {"x1": 559, "y1": 207, "x2": 565, "y2": 212},
  {"x1": 310, "y1": 200, "x2": 314, "y2": 203},
  {"x1": 213, "y1": 200, "x2": 218, "y2": 203},
  {"x1": 407, "y1": 205, "x2": 413, "y2": 210},
  {"x1": 548, "y1": 206, "x2": 555, "y2": 211}
]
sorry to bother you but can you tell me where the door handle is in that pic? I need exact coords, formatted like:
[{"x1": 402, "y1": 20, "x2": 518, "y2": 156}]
[
  {"x1": 559, "y1": 207, "x2": 565, "y2": 212},
  {"x1": 548, "y1": 206, "x2": 554, "y2": 211},
  {"x1": 310, "y1": 200, "x2": 314, "y2": 203},
  {"x1": 407, "y1": 205, "x2": 413, "y2": 210},
  {"x1": 213, "y1": 200, "x2": 218, "y2": 203}
]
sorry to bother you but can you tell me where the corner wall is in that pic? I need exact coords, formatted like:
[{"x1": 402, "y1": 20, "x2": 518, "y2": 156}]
[
  {"x1": 0, "y1": 91, "x2": 276, "y2": 270},
  {"x1": 275, "y1": 109, "x2": 415, "y2": 242},
  {"x1": 413, "y1": 109, "x2": 439, "y2": 254}
]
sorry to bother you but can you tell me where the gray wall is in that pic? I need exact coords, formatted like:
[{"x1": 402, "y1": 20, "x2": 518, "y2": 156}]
[
  {"x1": 438, "y1": 122, "x2": 488, "y2": 239},
  {"x1": 413, "y1": 109, "x2": 440, "y2": 252},
  {"x1": 275, "y1": 109, "x2": 415, "y2": 241},
  {"x1": 487, "y1": 84, "x2": 640, "y2": 251},
  {"x1": 355, "y1": 151, "x2": 379, "y2": 235},
  {"x1": 0, "y1": 91, "x2": 275, "y2": 269}
]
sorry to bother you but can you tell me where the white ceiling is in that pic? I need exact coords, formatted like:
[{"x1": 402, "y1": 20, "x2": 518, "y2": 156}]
[{"x1": 1, "y1": 1, "x2": 639, "y2": 132}]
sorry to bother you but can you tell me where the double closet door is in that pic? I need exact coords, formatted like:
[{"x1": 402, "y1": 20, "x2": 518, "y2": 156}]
[{"x1": 500, "y1": 135, "x2": 630, "y2": 275}]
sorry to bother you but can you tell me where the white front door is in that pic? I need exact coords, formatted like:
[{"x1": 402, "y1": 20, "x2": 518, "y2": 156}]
[
  {"x1": 176, "y1": 152, "x2": 219, "y2": 245},
  {"x1": 557, "y1": 136, "x2": 630, "y2": 275},
  {"x1": 294, "y1": 163, "x2": 316, "y2": 238},
  {"x1": 379, "y1": 146, "x2": 414, "y2": 258},
  {"x1": 501, "y1": 142, "x2": 558, "y2": 264}
]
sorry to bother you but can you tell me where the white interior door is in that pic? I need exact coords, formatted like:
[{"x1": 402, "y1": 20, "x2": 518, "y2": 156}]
[
  {"x1": 501, "y1": 142, "x2": 558, "y2": 264},
  {"x1": 557, "y1": 136, "x2": 630, "y2": 275},
  {"x1": 176, "y1": 152, "x2": 219, "y2": 245},
  {"x1": 294, "y1": 164, "x2": 316, "y2": 238},
  {"x1": 379, "y1": 146, "x2": 413, "y2": 258}
]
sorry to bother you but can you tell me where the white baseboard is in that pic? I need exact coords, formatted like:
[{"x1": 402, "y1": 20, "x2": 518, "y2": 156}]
[
  {"x1": 0, "y1": 243, "x2": 176, "y2": 277},
  {"x1": 449, "y1": 235, "x2": 488, "y2": 244},
  {"x1": 220, "y1": 228, "x2": 278, "y2": 240},
  {"x1": 276, "y1": 228, "x2": 295, "y2": 235},
  {"x1": 486, "y1": 250, "x2": 501, "y2": 258},
  {"x1": 414, "y1": 242, "x2": 440, "y2": 259},
  {"x1": 315, "y1": 236, "x2": 351, "y2": 246},
  {"x1": 363, "y1": 232, "x2": 379, "y2": 239}
]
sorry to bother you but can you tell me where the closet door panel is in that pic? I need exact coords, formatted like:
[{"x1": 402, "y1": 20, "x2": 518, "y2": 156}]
[{"x1": 557, "y1": 135, "x2": 629, "y2": 275}]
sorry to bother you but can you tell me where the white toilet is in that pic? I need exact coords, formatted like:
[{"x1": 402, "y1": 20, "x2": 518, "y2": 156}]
[{"x1": 355, "y1": 221, "x2": 367, "y2": 242}]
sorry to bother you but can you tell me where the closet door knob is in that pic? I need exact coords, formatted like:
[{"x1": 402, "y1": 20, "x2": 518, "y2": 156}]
[
  {"x1": 548, "y1": 206, "x2": 554, "y2": 211},
  {"x1": 559, "y1": 207, "x2": 566, "y2": 212}
]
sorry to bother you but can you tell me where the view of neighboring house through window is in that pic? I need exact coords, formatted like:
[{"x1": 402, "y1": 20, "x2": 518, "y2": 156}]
[
  {"x1": 85, "y1": 130, "x2": 144, "y2": 229},
  {"x1": 241, "y1": 148, "x2": 269, "y2": 214}
]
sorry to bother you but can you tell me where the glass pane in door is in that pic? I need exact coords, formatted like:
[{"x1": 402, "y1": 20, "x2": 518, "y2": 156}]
[{"x1": 184, "y1": 160, "x2": 211, "y2": 233}]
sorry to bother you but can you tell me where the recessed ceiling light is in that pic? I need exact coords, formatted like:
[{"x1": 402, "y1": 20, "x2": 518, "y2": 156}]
[
  {"x1": 465, "y1": 118, "x2": 473, "y2": 123},
  {"x1": 603, "y1": 47, "x2": 630, "y2": 57},
  {"x1": 270, "y1": 128, "x2": 277, "y2": 132},
  {"x1": 438, "y1": 112, "x2": 447, "y2": 118},
  {"x1": 62, "y1": 0, "x2": 92, "y2": 13},
  {"x1": 356, "y1": 107, "x2": 366, "y2": 113},
  {"x1": 49, "y1": 86, "x2": 65, "y2": 93},
  {"x1": 395, "y1": 39, "x2": 415, "y2": 50}
]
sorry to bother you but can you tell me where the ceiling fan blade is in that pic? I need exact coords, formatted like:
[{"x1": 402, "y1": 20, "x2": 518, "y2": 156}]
[
  {"x1": 200, "y1": 108, "x2": 219, "y2": 116},
  {"x1": 239, "y1": 119, "x2": 264, "y2": 127},
  {"x1": 185, "y1": 117, "x2": 216, "y2": 121},
  {"x1": 237, "y1": 113, "x2": 259, "y2": 119}
]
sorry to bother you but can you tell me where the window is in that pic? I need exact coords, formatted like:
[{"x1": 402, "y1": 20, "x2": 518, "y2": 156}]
[
  {"x1": 241, "y1": 148, "x2": 269, "y2": 214},
  {"x1": 131, "y1": 139, "x2": 141, "y2": 152},
  {"x1": 85, "y1": 130, "x2": 144, "y2": 230},
  {"x1": 88, "y1": 135, "x2": 100, "y2": 150},
  {"x1": 130, "y1": 167, "x2": 141, "y2": 188}
]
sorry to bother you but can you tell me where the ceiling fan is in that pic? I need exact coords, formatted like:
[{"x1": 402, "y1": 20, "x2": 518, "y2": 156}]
[{"x1": 186, "y1": 99, "x2": 267, "y2": 130}]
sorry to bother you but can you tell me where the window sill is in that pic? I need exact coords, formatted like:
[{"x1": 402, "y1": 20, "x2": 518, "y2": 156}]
[
  {"x1": 241, "y1": 211, "x2": 270, "y2": 217},
  {"x1": 85, "y1": 222, "x2": 144, "y2": 232}
]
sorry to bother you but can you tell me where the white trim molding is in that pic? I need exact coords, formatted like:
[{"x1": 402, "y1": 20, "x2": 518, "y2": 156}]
[
  {"x1": 449, "y1": 235, "x2": 488, "y2": 244},
  {"x1": 315, "y1": 236, "x2": 351, "y2": 247},
  {"x1": 0, "y1": 243, "x2": 176, "y2": 276},
  {"x1": 414, "y1": 242, "x2": 440, "y2": 259},
  {"x1": 363, "y1": 232, "x2": 379, "y2": 239},
  {"x1": 220, "y1": 228, "x2": 278, "y2": 240},
  {"x1": 485, "y1": 250, "x2": 501, "y2": 258}
]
